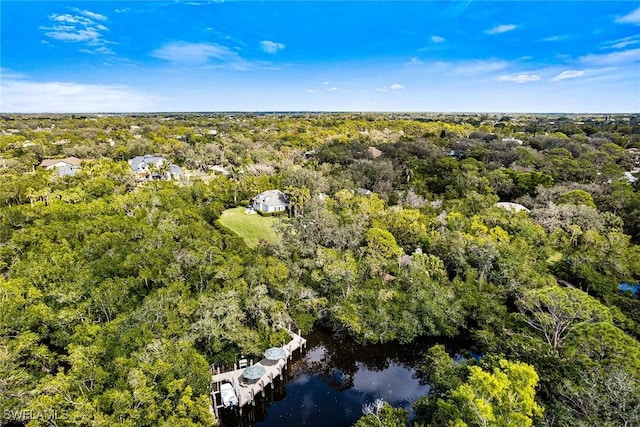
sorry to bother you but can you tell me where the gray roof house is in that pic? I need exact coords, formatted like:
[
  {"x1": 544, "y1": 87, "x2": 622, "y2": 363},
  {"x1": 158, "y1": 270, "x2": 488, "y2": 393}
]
[
  {"x1": 252, "y1": 190, "x2": 289, "y2": 214},
  {"x1": 129, "y1": 155, "x2": 181, "y2": 181}
]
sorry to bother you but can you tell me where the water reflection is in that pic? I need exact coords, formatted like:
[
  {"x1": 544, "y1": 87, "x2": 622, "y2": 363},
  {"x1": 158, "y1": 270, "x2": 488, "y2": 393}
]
[
  {"x1": 352, "y1": 363, "x2": 431, "y2": 407},
  {"x1": 220, "y1": 327, "x2": 463, "y2": 427}
]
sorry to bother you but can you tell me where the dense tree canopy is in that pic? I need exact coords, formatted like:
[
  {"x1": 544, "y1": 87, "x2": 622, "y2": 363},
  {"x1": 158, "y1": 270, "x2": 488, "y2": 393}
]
[{"x1": 0, "y1": 113, "x2": 638, "y2": 426}]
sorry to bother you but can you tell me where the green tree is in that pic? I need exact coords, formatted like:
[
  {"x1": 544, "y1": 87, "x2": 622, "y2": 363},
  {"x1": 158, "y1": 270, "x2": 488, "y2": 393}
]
[
  {"x1": 432, "y1": 360, "x2": 543, "y2": 427},
  {"x1": 285, "y1": 185, "x2": 311, "y2": 217},
  {"x1": 516, "y1": 285, "x2": 612, "y2": 353},
  {"x1": 557, "y1": 189, "x2": 596, "y2": 208},
  {"x1": 363, "y1": 227, "x2": 402, "y2": 278}
]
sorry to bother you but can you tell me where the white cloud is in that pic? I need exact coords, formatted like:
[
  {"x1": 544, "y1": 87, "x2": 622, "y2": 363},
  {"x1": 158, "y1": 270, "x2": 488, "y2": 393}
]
[
  {"x1": 50, "y1": 14, "x2": 81, "y2": 24},
  {"x1": 408, "y1": 59, "x2": 509, "y2": 76},
  {"x1": 405, "y1": 57, "x2": 424, "y2": 66},
  {"x1": 498, "y1": 74, "x2": 541, "y2": 83},
  {"x1": 616, "y1": 6, "x2": 640, "y2": 25},
  {"x1": 377, "y1": 84, "x2": 404, "y2": 92},
  {"x1": 78, "y1": 10, "x2": 108, "y2": 21},
  {"x1": 612, "y1": 40, "x2": 640, "y2": 49},
  {"x1": 580, "y1": 48, "x2": 640, "y2": 65},
  {"x1": 44, "y1": 26, "x2": 101, "y2": 43},
  {"x1": 486, "y1": 24, "x2": 517, "y2": 35},
  {"x1": 607, "y1": 35, "x2": 640, "y2": 50},
  {"x1": 151, "y1": 41, "x2": 240, "y2": 65},
  {"x1": 307, "y1": 85, "x2": 339, "y2": 93},
  {"x1": 552, "y1": 70, "x2": 585, "y2": 81},
  {"x1": 260, "y1": 40, "x2": 285, "y2": 54},
  {"x1": 0, "y1": 76, "x2": 160, "y2": 113},
  {"x1": 542, "y1": 35, "x2": 568, "y2": 42},
  {"x1": 451, "y1": 60, "x2": 509, "y2": 74},
  {"x1": 431, "y1": 35, "x2": 445, "y2": 43},
  {"x1": 41, "y1": 10, "x2": 114, "y2": 54},
  {"x1": 151, "y1": 42, "x2": 278, "y2": 70},
  {"x1": 80, "y1": 46, "x2": 115, "y2": 55},
  {"x1": 0, "y1": 68, "x2": 26, "y2": 80}
]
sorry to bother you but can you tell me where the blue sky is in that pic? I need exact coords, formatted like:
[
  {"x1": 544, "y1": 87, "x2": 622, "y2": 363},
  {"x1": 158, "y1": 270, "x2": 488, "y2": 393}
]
[{"x1": 1, "y1": 1, "x2": 639, "y2": 113}]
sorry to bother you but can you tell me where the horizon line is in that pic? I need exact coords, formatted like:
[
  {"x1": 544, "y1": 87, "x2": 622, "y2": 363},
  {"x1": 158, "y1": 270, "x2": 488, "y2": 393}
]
[{"x1": 2, "y1": 111, "x2": 639, "y2": 116}]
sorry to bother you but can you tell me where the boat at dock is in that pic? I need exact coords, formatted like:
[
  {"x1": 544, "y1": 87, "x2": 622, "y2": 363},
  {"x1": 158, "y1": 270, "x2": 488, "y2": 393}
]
[
  {"x1": 219, "y1": 382, "x2": 239, "y2": 408},
  {"x1": 210, "y1": 329, "x2": 307, "y2": 421}
]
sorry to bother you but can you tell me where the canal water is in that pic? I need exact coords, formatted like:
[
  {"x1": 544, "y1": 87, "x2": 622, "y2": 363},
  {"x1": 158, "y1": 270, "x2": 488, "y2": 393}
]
[{"x1": 219, "y1": 327, "x2": 467, "y2": 427}]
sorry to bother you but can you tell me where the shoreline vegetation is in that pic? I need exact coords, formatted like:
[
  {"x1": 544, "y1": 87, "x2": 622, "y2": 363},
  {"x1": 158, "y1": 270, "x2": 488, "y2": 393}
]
[{"x1": 1, "y1": 112, "x2": 639, "y2": 426}]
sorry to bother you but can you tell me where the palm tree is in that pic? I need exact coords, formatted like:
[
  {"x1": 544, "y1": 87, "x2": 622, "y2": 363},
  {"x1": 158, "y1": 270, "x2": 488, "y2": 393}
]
[
  {"x1": 157, "y1": 160, "x2": 170, "y2": 180},
  {"x1": 285, "y1": 186, "x2": 311, "y2": 217},
  {"x1": 228, "y1": 165, "x2": 242, "y2": 204}
]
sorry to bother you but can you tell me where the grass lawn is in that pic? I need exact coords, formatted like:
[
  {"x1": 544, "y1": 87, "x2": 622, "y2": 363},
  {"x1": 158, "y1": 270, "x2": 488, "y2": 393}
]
[{"x1": 217, "y1": 207, "x2": 281, "y2": 248}]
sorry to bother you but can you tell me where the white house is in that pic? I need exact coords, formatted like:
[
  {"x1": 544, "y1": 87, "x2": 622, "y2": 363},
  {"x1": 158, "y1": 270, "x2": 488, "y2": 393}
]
[
  {"x1": 252, "y1": 190, "x2": 289, "y2": 213},
  {"x1": 129, "y1": 155, "x2": 181, "y2": 181}
]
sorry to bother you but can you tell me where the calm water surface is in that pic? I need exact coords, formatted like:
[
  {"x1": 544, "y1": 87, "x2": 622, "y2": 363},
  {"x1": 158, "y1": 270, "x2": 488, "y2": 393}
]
[{"x1": 220, "y1": 327, "x2": 464, "y2": 427}]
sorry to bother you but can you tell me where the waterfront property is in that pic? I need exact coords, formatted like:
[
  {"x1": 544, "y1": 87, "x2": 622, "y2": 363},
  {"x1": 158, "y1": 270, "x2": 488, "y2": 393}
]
[
  {"x1": 222, "y1": 327, "x2": 437, "y2": 427},
  {"x1": 210, "y1": 329, "x2": 307, "y2": 420}
]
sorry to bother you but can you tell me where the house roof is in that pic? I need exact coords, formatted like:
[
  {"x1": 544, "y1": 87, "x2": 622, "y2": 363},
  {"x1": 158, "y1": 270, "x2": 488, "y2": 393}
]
[
  {"x1": 39, "y1": 157, "x2": 86, "y2": 167},
  {"x1": 496, "y1": 202, "x2": 530, "y2": 213},
  {"x1": 254, "y1": 190, "x2": 289, "y2": 207},
  {"x1": 56, "y1": 164, "x2": 80, "y2": 177},
  {"x1": 129, "y1": 155, "x2": 182, "y2": 178},
  {"x1": 129, "y1": 155, "x2": 167, "y2": 172}
]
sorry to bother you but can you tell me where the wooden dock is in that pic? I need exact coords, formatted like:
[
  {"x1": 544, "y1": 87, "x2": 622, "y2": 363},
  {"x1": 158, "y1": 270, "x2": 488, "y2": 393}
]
[{"x1": 210, "y1": 329, "x2": 307, "y2": 419}]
